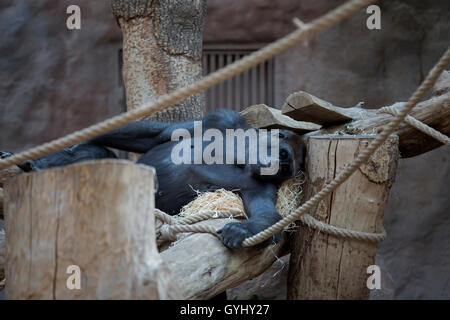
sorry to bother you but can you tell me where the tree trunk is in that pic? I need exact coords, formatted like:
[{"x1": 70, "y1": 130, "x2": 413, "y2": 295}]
[
  {"x1": 287, "y1": 135, "x2": 399, "y2": 299},
  {"x1": 111, "y1": 0, "x2": 206, "y2": 122},
  {"x1": 3, "y1": 160, "x2": 180, "y2": 299}
]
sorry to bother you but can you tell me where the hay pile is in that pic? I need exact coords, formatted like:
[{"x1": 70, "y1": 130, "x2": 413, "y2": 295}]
[
  {"x1": 179, "y1": 189, "x2": 247, "y2": 219},
  {"x1": 178, "y1": 174, "x2": 305, "y2": 222}
]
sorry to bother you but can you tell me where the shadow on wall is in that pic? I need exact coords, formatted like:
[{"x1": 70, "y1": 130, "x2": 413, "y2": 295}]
[{"x1": 378, "y1": 146, "x2": 450, "y2": 299}]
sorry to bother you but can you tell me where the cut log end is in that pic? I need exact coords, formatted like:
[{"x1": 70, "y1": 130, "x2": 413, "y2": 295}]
[{"x1": 4, "y1": 160, "x2": 181, "y2": 299}]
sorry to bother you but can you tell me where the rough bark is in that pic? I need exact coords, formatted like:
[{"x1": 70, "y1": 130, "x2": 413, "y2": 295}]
[
  {"x1": 111, "y1": 0, "x2": 206, "y2": 122},
  {"x1": 3, "y1": 160, "x2": 180, "y2": 299},
  {"x1": 287, "y1": 135, "x2": 399, "y2": 299}
]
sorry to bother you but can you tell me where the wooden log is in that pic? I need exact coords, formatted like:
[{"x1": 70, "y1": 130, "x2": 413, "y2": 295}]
[
  {"x1": 240, "y1": 104, "x2": 321, "y2": 133},
  {"x1": 306, "y1": 70, "x2": 450, "y2": 158},
  {"x1": 160, "y1": 219, "x2": 289, "y2": 300},
  {"x1": 3, "y1": 160, "x2": 180, "y2": 299},
  {"x1": 287, "y1": 135, "x2": 399, "y2": 299}
]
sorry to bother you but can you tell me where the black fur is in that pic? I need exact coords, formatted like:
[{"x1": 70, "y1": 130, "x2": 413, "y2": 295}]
[{"x1": 2, "y1": 109, "x2": 305, "y2": 249}]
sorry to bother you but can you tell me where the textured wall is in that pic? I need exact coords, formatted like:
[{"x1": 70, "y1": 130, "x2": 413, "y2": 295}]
[
  {"x1": 0, "y1": 0, "x2": 448, "y2": 299},
  {"x1": 0, "y1": 0, "x2": 122, "y2": 152}
]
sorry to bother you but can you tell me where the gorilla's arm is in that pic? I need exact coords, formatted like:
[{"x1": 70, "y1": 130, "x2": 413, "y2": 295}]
[
  {"x1": 218, "y1": 183, "x2": 282, "y2": 249},
  {"x1": 90, "y1": 109, "x2": 249, "y2": 154},
  {"x1": 90, "y1": 120, "x2": 173, "y2": 153},
  {"x1": 1, "y1": 143, "x2": 117, "y2": 172}
]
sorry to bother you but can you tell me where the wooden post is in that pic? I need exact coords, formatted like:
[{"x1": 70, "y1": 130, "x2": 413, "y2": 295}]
[
  {"x1": 3, "y1": 160, "x2": 180, "y2": 299},
  {"x1": 287, "y1": 135, "x2": 399, "y2": 299}
]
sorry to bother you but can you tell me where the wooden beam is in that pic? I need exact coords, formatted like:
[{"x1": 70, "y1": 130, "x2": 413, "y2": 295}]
[
  {"x1": 3, "y1": 160, "x2": 180, "y2": 299},
  {"x1": 160, "y1": 221, "x2": 289, "y2": 300},
  {"x1": 240, "y1": 104, "x2": 321, "y2": 133},
  {"x1": 287, "y1": 135, "x2": 399, "y2": 299}
]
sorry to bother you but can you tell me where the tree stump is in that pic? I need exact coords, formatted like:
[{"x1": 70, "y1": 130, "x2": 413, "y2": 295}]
[
  {"x1": 288, "y1": 135, "x2": 399, "y2": 299},
  {"x1": 3, "y1": 160, "x2": 180, "y2": 299}
]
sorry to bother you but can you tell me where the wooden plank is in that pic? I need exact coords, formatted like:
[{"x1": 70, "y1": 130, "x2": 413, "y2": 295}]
[
  {"x1": 307, "y1": 71, "x2": 450, "y2": 157},
  {"x1": 282, "y1": 91, "x2": 361, "y2": 125},
  {"x1": 240, "y1": 104, "x2": 321, "y2": 133}
]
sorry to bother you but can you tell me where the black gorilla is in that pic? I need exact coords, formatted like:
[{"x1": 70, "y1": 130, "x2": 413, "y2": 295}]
[{"x1": 2, "y1": 109, "x2": 305, "y2": 249}]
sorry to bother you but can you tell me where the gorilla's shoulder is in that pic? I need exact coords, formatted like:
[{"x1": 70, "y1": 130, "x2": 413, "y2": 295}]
[{"x1": 203, "y1": 109, "x2": 251, "y2": 130}]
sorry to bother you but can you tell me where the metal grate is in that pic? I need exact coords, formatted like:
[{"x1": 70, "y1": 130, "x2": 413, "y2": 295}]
[{"x1": 202, "y1": 48, "x2": 275, "y2": 112}]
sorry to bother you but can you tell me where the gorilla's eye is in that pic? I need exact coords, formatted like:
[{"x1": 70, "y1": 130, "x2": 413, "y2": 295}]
[{"x1": 278, "y1": 132, "x2": 285, "y2": 139}]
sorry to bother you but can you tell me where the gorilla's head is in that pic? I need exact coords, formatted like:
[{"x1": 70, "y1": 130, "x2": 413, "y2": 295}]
[{"x1": 251, "y1": 129, "x2": 306, "y2": 184}]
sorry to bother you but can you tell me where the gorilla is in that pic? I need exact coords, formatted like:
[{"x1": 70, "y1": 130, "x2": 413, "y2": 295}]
[{"x1": 1, "y1": 109, "x2": 305, "y2": 249}]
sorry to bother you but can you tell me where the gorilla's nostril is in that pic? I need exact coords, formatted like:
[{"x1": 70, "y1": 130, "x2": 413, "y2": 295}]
[{"x1": 280, "y1": 149, "x2": 288, "y2": 160}]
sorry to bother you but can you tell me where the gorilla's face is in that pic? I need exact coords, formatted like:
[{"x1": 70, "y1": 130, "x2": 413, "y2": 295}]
[
  {"x1": 251, "y1": 129, "x2": 305, "y2": 183},
  {"x1": 277, "y1": 130, "x2": 305, "y2": 179}
]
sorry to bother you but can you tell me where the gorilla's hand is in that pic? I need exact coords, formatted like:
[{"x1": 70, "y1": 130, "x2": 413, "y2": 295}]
[{"x1": 217, "y1": 221, "x2": 281, "y2": 249}]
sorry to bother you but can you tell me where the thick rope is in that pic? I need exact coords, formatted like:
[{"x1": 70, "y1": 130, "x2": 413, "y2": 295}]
[
  {"x1": 299, "y1": 214, "x2": 386, "y2": 243},
  {"x1": 155, "y1": 209, "x2": 240, "y2": 241},
  {"x1": 378, "y1": 106, "x2": 450, "y2": 145},
  {"x1": 242, "y1": 47, "x2": 450, "y2": 247},
  {"x1": 0, "y1": 0, "x2": 376, "y2": 171},
  {"x1": 154, "y1": 206, "x2": 386, "y2": 243}
]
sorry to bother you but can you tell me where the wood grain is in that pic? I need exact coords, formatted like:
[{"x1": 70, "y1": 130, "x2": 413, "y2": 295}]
[
  {"x1": 4, "y1": 160, "x2": 180, "y2": 299},
  {"x1": 287, "y1": 135, "x2": 399, "y2": 299}
]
